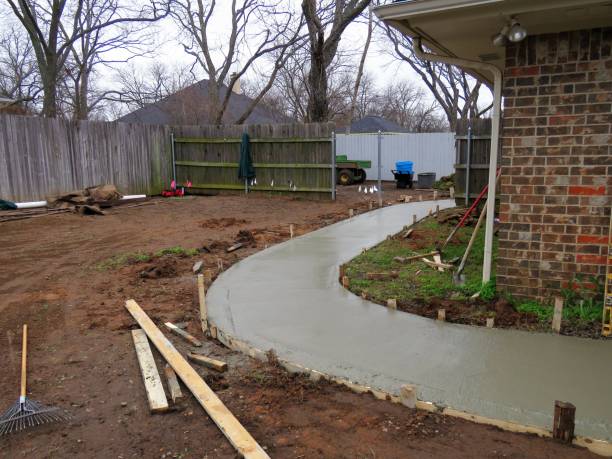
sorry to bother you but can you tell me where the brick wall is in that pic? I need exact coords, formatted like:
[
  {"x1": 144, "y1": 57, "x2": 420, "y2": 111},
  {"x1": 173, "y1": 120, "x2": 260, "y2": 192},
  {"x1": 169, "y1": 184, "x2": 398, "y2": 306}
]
[{"x1": 498, "y1": 28, "x2": 611, "y2": 301}]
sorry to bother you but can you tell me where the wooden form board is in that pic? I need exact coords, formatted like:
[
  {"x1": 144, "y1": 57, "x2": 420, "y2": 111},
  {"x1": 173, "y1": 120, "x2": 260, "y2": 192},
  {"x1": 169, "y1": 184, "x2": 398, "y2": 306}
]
[
  {"x1": 164, "y1": 322, "x2": 202, "y2": 347},
  {"x1": 188, "y1": 353, "x2": 228, "y2": 372},
  {"x1": 125, "y1": 300, "x2": 270, "y2": 459},
  {"x1": 131, "y1": 329, "x2": 169, "y2": 413}
]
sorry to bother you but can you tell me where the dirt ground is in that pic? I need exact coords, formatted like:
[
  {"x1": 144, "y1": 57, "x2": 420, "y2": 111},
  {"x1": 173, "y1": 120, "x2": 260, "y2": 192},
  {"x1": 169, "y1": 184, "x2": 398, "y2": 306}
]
[{"x1": 0, "y1": 183, "x2": 598, "y2": 458}]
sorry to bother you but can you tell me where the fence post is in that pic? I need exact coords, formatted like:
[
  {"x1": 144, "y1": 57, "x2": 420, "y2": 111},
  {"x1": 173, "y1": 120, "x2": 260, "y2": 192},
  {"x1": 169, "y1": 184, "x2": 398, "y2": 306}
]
[
  {"x1": 377, "y1": 130, "x2": 382, "y2": 207},
  {"x1": 170, "y1": 131, "x2": 177, "y2": 185},
  {"x1": 331, "y1": 131, "x2": 336, "y2": 201},
  {"x1": 465, "y1": 121, "x2": 472, "y2": 206}
]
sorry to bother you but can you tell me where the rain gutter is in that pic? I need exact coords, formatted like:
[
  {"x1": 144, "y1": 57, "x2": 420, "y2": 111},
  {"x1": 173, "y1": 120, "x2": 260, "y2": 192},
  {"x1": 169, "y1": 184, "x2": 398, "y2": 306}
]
[{"x1": 413, "y1": 37, "x2": 501, "y2": 283}]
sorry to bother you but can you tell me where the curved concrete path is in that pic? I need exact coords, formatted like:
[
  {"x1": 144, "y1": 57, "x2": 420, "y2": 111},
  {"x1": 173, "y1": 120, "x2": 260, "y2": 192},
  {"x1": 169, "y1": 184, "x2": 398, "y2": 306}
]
[{"x1": 208, "y1": 200, "x2": 612, "y2": 442}]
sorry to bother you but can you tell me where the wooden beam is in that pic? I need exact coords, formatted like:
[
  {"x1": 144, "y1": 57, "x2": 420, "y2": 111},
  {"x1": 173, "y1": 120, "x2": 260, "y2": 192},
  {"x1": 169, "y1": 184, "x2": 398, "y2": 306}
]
[
  {"x1": 188, "y1": 353, "x2": 228, "y2": 373},
  {"x1": 198, "y1": 274, "x2": 208, "y2": 333},
  {"x1": 174, "y1": 137, "x2": 331, "y2": 144},
  {"x1": 188, "y1": 183, "x2": 333, "y2": 193},
  {"x1": 164, "y1": 364, "x2": 183, "y2": 403},
  {"x1": 125, "y1": 300, "x2": 270, "y2": 459},
  {"x1": 553, "y1": 401, "x2": 576, "y2": 443},
  {"x1": 164, "y1": 322, "x2": 203, "y2": 347},
  {"x1": 131, "y1": 329, "x2": 169, "y2": 413}
]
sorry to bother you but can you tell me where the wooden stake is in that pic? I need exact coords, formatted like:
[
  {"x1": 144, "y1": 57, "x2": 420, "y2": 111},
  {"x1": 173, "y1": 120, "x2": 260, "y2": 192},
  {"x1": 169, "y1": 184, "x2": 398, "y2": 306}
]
[
  {"x1": 449, "y1": 186, "x2": 455, "y2": 199},
  {"x1": 404, "y1": 196, "x2": 410, "y2": 203},
  {"x1": 368, "y1": 201, "x2": 373, "y2": 210},
  {"x1": 198, "y1": 274, "x2": 208, "y2": 333},
  {"x1": 412, "y1": 214, "x2": 417, "y2": 225},
  {"x1": 342, "y1": 275, "x2": 350, "y2": 288},
  {"x1": 289, "y1": 224, "x2": 294, "y2": 239},
  {"x1": 164, "y1": 364, "x2": 183, "y2": 403},
  {"x1": 124, "y1": 300, "x2": 269, "y2": 459},
  {"x1": 188, "y1": 353, "x2": 228, "y2": 372},
  {"x1": 349, "y1": 208, "x2": 354, "y2": 218},
  {"x1": 553, "y1": 401, "x2": 576, "y2": 443},
  {"x1": 131, "y1": 329, "x2": 169, "y2": 413},
  {"x1": 436, "y1": 204, "x2": 440, "y2": 214},
  {"x1": 164, "y1": 322, "x2": 202, "y2": 347},
  {"x1": 434, "y1": 190, "x2": 438, "y2": 200},
  {"x1": 433, "y1": 253, "x2": 444, "y2": 272},
  {"x1": 400, "y1": 384, "x2": 416, "y2": 409},
  {"x1": 552, "y1": 296, "x2": 563, "y2": 333},
  {"x1": 387, "y1": 299, "x2": 397, "y2": 309},
  {"x1": 361, "y1": 291, "x2": 368, "y2": 299},
  {"x1": 437, "y1": 309, "x2": 446, "y2": 321},
  {"x1": 486, "y1": 318, "x2": 495, "y2": 328},
  {"x1": 428, "y1": 208, "x2": 432, "y2": 216},
  {"x1": 227, "y1": 242, "x2": 244, "y2": 253}
]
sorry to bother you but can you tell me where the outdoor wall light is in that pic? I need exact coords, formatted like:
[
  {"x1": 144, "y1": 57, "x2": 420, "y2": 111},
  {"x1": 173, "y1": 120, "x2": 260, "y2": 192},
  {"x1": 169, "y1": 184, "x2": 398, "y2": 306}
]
[
  {"x1": 508, "y1": 19, "x2": 527, "y2": 42},
  {"x1": 492, "y1": 19, "x2": 527, "y2": 46}
]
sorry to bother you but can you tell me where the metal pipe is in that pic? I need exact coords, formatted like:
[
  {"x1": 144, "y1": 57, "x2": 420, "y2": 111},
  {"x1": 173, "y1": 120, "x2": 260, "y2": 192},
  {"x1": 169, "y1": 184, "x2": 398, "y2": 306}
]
[
  {"x1": 331, "y1": 131, "x2": 337, "y2": 200},
  {"x1": 377, "y1": 130, "x2": 382, "y2": 207},
  {"x1": 413, "y1": 37, "x2": 502, "y2": 284},
  {"x1": 170, "y1": 132, "x2": 177, "y2": 185},
  {"x1": 465, "y1": 122, "x2": 472, "y2": 207}
]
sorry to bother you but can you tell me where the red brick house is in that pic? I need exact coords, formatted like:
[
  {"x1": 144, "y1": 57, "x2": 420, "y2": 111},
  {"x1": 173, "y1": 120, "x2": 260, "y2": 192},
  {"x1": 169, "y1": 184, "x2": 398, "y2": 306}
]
[{"x1": 376, "y1": 1, "x2": 611, "y2": 302}]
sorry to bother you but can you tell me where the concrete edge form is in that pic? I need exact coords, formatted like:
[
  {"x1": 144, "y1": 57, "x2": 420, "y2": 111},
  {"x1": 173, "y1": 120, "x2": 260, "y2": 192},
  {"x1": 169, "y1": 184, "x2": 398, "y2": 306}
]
[
  {"x1": 211, "y1": 324, "x2": 612, "y2": 457},
  {"x1": 206, "y1": 199, "x2": 612, "y2": 453}
]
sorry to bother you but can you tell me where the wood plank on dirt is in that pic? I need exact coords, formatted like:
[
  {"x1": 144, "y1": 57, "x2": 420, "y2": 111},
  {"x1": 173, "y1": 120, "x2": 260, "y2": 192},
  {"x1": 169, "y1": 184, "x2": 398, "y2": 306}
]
[
  {"x1": 125, "y1": 300, "x2": 269, "y2": 459},
  {"x1": 131, "y1": 328, "x2": 169, "y2": 413},
  {"x1": 188, "y1": 353, "x2": 228, "y2": 372},
  {"x1": 164, "y1": 322, "x2": 203, "y2": 347},
  {"x1": 164, "y1": 364, "x2": 183, "y2": 403}
]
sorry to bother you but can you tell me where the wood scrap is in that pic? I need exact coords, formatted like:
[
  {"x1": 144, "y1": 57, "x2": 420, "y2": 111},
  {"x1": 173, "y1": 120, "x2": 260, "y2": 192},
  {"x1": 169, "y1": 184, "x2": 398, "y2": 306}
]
[
  {"x1": 164, "y1": 322, "x2": 202, "y2": 347},
  {"x1": 402, "y1": 229, "x2": 413, "y2": 239},
  {"x1": 188, "y1": 353, "x2": 228, "y2": 372},
  {"x1": 124, "y1": 300, "x2": 270, "y2": 459},
  {"x1": 394, "y1": 251, "x2": 439, "y2": 264},
  {"x1": 421, "y1": 258, "x2": 453, "y2": 270},
  {"x1": 131, "y1": 328, "x2": 169, "y2": 413},
  {"x1": 433, "y1": 253, "x2": 444, "y2": 272},
  {"x1": 226, "y1": 242, "x2": 244, "y2": 253},
  {"x1": 164, "y1": 364, "x2": 183, "y2": 403},
  {"x1": 197, "y1": 274, "x2": 208, "y2": 333}
]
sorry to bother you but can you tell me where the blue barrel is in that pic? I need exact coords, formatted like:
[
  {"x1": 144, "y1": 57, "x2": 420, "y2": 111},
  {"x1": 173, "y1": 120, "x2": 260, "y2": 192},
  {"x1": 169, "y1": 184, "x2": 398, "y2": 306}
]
[{"x1": 395, "y1": 161, "x2": 413, "y2": 173}]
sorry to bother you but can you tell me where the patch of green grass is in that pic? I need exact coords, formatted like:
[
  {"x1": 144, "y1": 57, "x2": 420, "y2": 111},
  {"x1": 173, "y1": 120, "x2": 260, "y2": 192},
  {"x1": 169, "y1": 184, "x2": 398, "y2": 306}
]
[
  {"x1": 96, "y1": 245, "x2": 197, "y2": 270},
  {"x1": 154, "y1": 246, "x2": 198, "y2": 257},
  {"x1": 344, "y1": 213, "x2": 498, "y2": 303}
]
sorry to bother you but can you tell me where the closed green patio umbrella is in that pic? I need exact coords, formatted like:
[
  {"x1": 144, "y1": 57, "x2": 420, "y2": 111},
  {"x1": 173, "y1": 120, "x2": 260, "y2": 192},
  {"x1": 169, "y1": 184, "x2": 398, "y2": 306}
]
[{"x1": 238, "y1": 132, "x2": 255, "y2": 193}]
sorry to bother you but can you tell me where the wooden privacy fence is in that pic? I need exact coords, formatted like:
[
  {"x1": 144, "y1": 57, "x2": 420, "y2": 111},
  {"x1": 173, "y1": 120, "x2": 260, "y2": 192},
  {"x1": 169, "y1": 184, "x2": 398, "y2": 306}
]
[
  {"x1": 0, "y1": 114, "x2": 334, "y2": 202},
  {"x1": 0, "y1": 114, "x2": 172, "y2": 202},
  {"x1": 172, "y1": 123, "x2": 335, "y2": 200},
  {"x1": 454, "y1": 118, "x2": 493, "y2": 206}
]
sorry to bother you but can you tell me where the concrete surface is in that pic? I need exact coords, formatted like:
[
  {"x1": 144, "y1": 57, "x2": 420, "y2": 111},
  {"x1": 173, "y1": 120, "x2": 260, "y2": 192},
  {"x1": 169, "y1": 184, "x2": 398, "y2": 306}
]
[{"x1": 207, "y1": 200, "x2": 612, "y2": 441}]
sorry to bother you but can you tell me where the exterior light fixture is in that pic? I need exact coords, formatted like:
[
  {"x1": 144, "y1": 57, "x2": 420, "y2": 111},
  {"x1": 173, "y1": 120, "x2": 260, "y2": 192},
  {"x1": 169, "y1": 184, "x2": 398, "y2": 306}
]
[
  {"x1": 491, "y1": 19, "x2": 527, "y2": 46},
  {"x1": 508, "y1": 19, "x2": 527, "y2": 42}
]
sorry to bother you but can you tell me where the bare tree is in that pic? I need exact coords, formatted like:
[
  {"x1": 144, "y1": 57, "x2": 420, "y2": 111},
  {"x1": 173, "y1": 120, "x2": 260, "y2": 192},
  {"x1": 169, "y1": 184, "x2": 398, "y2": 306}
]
[
  {"x1": 5, "y1": 0, "x2": 170, "y2": 117},
  {"x1": 172, "y1": 0, "x2": 303, "y2": 125},
  {"x1": 347, "y1": 5, "x2": 372, "y2": 129},
  {"x1": 382, "y1": 24, "x2": 491, "y2": 131},
  {"x1": 301, "y1": 0, "x2": 370, "y2": 122},
  {"x1": 107, "y1": 62, "x2": 197, "y2": 117},
  {"x1": 60, "y1": 0, "x2": 157, "y2": 120},
  {"x1": 0, "y1": 27, "x2": 41, "y2": 111}
]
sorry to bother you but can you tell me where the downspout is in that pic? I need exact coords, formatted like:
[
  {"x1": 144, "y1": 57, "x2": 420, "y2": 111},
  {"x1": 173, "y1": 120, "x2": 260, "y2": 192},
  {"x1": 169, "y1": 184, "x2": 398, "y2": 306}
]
[{"x1": 413, "y1": 37, "x2": 502, "y2": 284}]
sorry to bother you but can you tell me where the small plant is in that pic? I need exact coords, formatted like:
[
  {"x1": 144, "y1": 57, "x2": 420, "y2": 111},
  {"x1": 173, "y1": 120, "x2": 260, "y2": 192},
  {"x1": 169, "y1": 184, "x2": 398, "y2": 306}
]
[
  {"x1": 154, "y1": 246, "x2": 198, "y2": 257},
  {"x1": 516, "y1": 301, "x2": 552, "y2": 322},
  {"x1": 479, "y1": 279, "x2": 497, "y2": 302}
]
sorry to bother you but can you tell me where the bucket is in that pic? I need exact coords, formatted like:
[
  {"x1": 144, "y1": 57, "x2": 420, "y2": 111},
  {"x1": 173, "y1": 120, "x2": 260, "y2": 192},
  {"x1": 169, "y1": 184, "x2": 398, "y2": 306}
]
[
  {"x1": 395, "y1": 161, "x2": 413, "y2": 173},
  {"x1": 417, "y1": 172, "x2": 436, "y2": 189}
]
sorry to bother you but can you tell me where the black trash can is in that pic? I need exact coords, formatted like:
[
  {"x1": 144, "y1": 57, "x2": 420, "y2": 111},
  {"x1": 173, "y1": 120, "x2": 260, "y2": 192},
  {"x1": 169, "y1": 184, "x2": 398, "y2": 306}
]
[{"x1": 417, "y1": 172, "x2": 436, "y2": 189}]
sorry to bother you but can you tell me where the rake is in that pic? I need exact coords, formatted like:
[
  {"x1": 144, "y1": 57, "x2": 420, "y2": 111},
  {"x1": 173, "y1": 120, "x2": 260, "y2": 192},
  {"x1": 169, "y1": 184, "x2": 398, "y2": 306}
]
[{"x1": 0, "y1": 325, "x2": 70, "y2": 435}]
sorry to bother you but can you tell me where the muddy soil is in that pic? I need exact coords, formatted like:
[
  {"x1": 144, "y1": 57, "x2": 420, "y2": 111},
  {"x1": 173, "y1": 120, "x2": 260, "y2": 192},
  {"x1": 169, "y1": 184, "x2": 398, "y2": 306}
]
[{"x1": 0, "y1": 184, "x2": 596, "y2": 458}]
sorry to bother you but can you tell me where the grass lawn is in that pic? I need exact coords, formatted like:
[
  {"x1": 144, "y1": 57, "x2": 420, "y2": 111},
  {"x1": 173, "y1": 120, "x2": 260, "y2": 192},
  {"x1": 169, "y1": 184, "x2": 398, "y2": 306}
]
[
  {"x1": 345, "y1": 211, "x2": 493, "y2": 303},
  {"x1": 343, "y1": 208, "x2": 605, "y2": 338}
]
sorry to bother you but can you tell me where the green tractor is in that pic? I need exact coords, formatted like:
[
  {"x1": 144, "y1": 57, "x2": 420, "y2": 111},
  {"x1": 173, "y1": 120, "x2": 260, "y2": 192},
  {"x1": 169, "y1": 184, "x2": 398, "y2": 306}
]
[{"x1": 335, "y1": 155, "x2": 371, "y2": 186}]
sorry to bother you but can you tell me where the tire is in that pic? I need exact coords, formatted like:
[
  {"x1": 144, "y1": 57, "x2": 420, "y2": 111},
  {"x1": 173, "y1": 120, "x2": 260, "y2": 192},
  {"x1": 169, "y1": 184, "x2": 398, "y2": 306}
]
[
  {"x1": 338, "y1": 168, "x2": 355, "y2": 186},
  {"x1": 355, "y1": 169, "x2": 367, "y2": 183}
]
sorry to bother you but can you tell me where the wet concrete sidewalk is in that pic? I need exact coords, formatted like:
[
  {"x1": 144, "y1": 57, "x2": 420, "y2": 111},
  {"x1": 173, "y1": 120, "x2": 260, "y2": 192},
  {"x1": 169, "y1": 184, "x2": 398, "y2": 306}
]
[{"x1": 207, "y1": 199, "x2": 612, "y2": 442}]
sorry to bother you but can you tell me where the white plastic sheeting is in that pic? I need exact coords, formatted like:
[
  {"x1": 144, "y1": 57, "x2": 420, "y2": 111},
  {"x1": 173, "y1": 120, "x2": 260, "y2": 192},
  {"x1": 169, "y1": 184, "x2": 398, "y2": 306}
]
[{"x1": 335, "y1": 132, "x2": 455, "y2": 182}]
